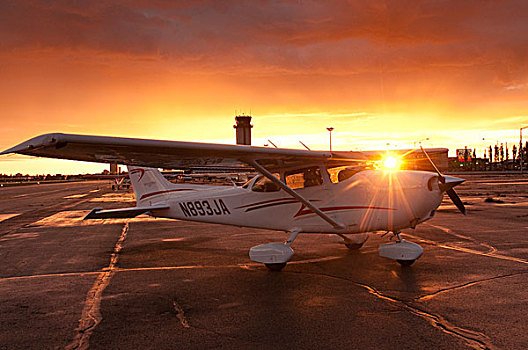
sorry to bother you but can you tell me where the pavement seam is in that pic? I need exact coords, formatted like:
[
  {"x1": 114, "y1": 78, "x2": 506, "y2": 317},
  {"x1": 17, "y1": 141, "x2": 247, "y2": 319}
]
[
  {"x1": 170, "y1": 299, "x2": 264, "y2": 345},
  {"x1": 66, "y1": 221, "x2": 129, "y2": 350}
]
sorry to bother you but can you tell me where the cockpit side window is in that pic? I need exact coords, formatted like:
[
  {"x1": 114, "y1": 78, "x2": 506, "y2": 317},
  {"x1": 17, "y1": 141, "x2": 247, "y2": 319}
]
[
  {"x1": 251, "y1": 174, "x2": 281, "y2": 192},
  {"x1": 284, "y1": 166, "x2": 323, "y2": 189}
]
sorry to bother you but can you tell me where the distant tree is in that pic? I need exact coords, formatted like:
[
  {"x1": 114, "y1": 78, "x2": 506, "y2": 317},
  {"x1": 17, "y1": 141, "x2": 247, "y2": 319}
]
[
  {"x1": 494, "y1": 145, "x2": 499, "y2": 162},
  {"x1": 513, "y1": 144, "x2": 517, "y2": 161},
  {"x1": 506, "y1": 143, "x2": 509, "y2": 161},
  {"x1": 472, "y1": 149, "x2": 476, "y2": 159},
  {"x1": 489, "y1": 145, "x2": 493, "y2": 162}
]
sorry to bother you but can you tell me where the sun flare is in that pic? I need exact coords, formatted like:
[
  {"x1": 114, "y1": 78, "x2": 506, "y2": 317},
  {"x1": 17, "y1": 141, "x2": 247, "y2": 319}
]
[{"x1": 382, "y1": 156, "x2": 400, "y2": 170}]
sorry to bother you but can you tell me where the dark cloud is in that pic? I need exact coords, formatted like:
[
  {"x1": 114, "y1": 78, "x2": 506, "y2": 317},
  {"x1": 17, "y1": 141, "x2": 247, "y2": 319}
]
[{"x1": 1, "y1": 0, "x2": 527, "y2": 83}]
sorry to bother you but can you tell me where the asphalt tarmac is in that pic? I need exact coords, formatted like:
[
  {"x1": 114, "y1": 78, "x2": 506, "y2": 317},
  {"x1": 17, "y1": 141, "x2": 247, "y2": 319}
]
[{"x1": 1, "y1": 175, "x2": 527, "y2": 349}]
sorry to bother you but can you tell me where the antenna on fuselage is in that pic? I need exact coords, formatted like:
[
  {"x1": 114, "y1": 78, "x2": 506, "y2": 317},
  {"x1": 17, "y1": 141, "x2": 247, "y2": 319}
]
[
  {"x1": 267, "y1": 139, "x2": 278, "y2": 148},
  {"x1": 299, "y1": 140, "x2": 311, "y2": 150}
]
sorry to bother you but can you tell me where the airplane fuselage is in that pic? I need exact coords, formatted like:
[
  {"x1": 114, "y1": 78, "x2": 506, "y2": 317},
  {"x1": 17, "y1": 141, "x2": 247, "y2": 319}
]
[{"x1": 142, "y1": 170, "x2": 443, "y2": 234}]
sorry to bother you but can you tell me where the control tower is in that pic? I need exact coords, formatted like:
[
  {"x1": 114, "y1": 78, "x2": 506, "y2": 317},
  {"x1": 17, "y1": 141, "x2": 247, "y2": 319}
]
[{"x1": 233, "y1": 115, "x2": 253, "y2": 145}]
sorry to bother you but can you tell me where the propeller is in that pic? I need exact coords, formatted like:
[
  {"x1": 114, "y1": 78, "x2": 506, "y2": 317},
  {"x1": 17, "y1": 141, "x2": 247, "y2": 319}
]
[{"x1": 420, "y1": 146, "x2": 466, "y2": 215}]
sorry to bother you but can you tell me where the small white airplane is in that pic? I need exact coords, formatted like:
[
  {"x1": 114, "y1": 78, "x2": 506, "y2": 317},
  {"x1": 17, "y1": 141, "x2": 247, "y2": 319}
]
[{"x1": 2, "y1": 133, "x2": 466, "y2": 271}]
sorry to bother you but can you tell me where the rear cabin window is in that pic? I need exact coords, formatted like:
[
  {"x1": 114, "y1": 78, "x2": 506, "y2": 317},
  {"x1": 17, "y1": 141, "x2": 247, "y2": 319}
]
[{"x1": 285, "y1": 166, "x2": 323, "y2": 189}]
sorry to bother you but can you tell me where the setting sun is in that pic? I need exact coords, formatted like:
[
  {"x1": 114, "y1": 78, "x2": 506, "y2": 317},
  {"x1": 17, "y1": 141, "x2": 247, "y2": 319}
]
[{"x1": 382, "y1": 156, "x2": 400, "y2": 171}]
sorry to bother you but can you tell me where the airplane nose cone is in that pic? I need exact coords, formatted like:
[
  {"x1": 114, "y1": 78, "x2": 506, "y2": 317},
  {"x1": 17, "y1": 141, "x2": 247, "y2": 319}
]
[{"x1": 439, "y1": 175, "x2": 465, "y2": 192}]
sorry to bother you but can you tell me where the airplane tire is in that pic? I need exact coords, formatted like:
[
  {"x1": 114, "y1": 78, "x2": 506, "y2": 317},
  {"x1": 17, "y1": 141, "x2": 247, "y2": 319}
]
[
  {"x1": 397, "y1": 259, "x2": 415, "y2": 267},
  {"x1": 345, "y1": 242, "x2": 364, "y2": 250},
  {"x1": 265, "y1": 263, "x2": 286, "y2": 271}
]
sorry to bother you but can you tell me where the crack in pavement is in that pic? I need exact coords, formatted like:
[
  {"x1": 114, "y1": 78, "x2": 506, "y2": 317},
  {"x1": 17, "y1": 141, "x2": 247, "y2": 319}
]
[
  {"x1": 66, "y1": 222, "x2": 129, "y2": 350},
  {"x1": 172, "y1": 300, "x2": 190, "y2": 329},
  {"x1": 171, "y1": 300, "x2": 264, "y2": 346},
  {"x1": 416, "y1": 271, "x2": 528, "y2": 301},
  {"x1": 283, "y1": 270, "x2": 497, "y2": 350}
]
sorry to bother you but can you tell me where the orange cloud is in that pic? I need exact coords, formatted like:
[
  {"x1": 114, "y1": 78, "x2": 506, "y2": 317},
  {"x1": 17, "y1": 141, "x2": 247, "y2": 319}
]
[{"x1": 1, "y1": 1, "x2": 527, "y2": 174}]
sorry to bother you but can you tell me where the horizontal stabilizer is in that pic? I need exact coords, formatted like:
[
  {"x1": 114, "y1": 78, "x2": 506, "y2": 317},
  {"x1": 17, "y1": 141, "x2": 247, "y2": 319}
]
[{"x1": 84, "y1": 204, "x2": 169, "y2": 220}]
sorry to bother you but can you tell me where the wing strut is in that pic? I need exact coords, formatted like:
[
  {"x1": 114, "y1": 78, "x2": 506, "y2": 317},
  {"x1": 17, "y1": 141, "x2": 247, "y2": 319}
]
[{"x1": 247, "y1": 160, "x2": 346, "y2": 230}]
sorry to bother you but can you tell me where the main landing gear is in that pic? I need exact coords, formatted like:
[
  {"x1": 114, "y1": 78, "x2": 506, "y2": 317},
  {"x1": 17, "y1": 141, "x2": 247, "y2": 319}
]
[
  {"x1": 337, "y1": 233, "x2": 369, "y2": 250},
  {"x1": 249, "y1": 230, "x2": 300, "y2": 272},
  {"x1": 378, "y1": 231, "x2": 423, "y2": 267}
]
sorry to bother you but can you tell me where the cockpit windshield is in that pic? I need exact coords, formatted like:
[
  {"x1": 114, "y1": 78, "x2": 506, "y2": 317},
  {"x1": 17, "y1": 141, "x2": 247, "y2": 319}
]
[{"x1": 327, "y1": 166, "x2": 369, "y2": 183}]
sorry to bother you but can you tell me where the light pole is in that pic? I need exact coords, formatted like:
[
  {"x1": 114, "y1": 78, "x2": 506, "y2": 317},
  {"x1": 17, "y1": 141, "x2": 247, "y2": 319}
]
[
  {"x1": 327, "y1": 127, "x2": 334, "y2": 151},
  {"x1": 520, "y1": 126, "x2": 528, "y2": 173}
]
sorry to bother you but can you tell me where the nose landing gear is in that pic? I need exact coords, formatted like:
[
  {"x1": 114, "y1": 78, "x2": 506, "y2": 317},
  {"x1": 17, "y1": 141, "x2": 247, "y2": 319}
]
[{"x1": 336, "y1": 233, "x2": 369, "y2": 250}]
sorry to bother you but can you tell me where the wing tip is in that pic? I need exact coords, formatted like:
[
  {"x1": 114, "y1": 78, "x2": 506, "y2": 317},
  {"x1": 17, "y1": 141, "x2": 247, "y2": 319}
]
[
  {"x1": 84, "y1": 207, "x2": 103, "y2": 220},
  {"x1": 0, "y1": 133, "x2": 67, "y2": 155}
]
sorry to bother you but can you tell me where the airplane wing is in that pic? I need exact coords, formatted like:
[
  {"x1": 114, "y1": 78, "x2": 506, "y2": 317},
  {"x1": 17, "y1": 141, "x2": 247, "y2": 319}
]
[
  {"x1": 84, "y1": 204, "x2": 170, "y2": 219},
  {"x1": 1, "y1": 133, "x2": 367, "y2": 172}
]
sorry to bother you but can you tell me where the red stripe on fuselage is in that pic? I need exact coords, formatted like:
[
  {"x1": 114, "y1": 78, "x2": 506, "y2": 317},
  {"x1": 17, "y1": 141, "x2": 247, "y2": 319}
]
[
  {"x1": 294, "y1": 205, "x2": 395, "y2": 218},
  {"x1": 234, "y1": 198, "x2": 298, "y2": 210},
  {"x1": 140, "y1": 189, "x2": 194, "y2": 200}
]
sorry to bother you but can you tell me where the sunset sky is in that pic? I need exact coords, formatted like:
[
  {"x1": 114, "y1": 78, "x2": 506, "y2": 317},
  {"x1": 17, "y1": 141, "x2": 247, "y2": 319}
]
[{"x1": 1, "y1": 0, "x2": 527, "y2": 174}]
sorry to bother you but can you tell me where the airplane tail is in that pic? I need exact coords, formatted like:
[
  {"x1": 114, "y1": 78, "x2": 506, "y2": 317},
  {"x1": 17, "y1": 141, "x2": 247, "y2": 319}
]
[{"x1": 127, "y1": 166, "x2": 181, "y2": 206}]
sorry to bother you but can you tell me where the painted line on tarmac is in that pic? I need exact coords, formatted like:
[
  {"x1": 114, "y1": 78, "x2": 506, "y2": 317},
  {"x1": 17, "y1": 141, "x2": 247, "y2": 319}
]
[
  {"x1": 63, "y1": 194, "x2": 89, "y2": 199},
  {"x1": 0, "y1": 213, "x2": 20, "y2": 222},
  {"x1": 405, "y1": 224, "x2": 528, "y2": 265},
  {"x1": 113, "y1": 255, "x2": 343, "y2": 273},
  {"x1": 0, "y1": 271, "x2": 100, "y2": 283}
]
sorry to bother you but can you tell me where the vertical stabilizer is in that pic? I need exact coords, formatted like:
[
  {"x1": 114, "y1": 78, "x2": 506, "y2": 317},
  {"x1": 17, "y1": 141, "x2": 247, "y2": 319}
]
[{"x1": 127, "y1": 166, "x2": 177, "y2": 206}]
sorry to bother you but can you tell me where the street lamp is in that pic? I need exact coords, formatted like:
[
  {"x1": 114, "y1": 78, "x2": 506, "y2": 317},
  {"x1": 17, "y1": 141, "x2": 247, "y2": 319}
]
[{"x1": 327, "y1": 127, "x2": 334, "y2": 151}]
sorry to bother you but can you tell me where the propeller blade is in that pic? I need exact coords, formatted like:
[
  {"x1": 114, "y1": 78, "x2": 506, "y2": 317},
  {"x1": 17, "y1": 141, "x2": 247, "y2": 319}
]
[
  {"x1": 446, "y1": 188, "x2": 466, "y2": 215},
  {"x1": 420, "y1": 146, "x2": 466, "y2": 215},
  {"x1": 420, "y1": 145, "x2": 443, "y2": 177}
]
